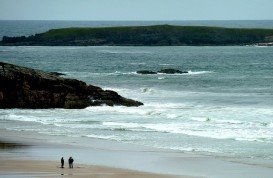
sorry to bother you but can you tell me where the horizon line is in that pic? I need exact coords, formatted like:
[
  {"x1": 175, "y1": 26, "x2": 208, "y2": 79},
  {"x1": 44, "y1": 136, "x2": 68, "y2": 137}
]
[{"x1": 1, "y1": 19, "x2": 273, "y2": 21}]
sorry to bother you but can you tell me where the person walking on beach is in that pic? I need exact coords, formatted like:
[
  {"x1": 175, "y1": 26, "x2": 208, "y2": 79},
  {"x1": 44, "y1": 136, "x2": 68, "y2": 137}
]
[
  {"x1": 68, "y1": 157, "x2": 74, "y2": 168},
  {"x1": 61, "y1": 157, "x2": 64, "y2": 168}
]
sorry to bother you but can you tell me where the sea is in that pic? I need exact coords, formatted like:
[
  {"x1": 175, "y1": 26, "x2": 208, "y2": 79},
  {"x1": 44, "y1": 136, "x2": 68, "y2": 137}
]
[{"x1": 0, "y1": 20, "x2": 273, "y2": 162}]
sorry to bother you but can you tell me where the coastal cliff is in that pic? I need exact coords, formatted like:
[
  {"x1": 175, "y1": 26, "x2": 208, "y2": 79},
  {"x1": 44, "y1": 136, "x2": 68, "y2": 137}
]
[
  {"x1": 1, "y1": 25, "x2": 273, "y2": 46},
  {"x1": 0, "y1": 62, "x2": 143, "y2": 109}
]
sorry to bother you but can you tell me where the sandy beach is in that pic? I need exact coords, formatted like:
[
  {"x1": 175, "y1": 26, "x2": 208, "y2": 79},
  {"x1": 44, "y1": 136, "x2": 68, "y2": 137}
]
[
  {"x1": 1, "y1": 159, "x2": 184, "y2": 178},
  {"x1": 0, "y1": 128, "x2": 273, "y2": 178},
  {"x1": 0, "y1": 129, "x2": 199, "y2": 178}
]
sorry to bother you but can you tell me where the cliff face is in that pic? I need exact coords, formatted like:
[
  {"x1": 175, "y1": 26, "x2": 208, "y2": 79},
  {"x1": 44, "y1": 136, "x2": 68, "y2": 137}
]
[{"x1": 0, "y1": 62, "x2": 143, "y2": 109}]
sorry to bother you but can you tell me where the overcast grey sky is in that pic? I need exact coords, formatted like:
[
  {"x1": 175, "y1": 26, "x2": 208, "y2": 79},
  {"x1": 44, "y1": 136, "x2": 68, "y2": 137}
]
[{"x1": 0, "y1": 0, "x2": 273, "y2": 20}]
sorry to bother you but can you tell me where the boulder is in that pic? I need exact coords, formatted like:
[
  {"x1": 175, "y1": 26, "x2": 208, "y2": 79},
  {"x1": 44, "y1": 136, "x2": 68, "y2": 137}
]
[
  {"x1": 0, "y1": 62, "x2": 143, "y2": 109},
  {"x1": 157, "y1": 69, "x2": 188, "y2": 74},
  {"x1": 136, "y1": 70, "x2": 157, "y2": 74}
]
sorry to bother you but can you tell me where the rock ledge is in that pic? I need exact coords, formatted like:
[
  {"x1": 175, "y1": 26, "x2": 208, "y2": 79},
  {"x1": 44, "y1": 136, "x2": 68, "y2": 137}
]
[{"x1": 0, "y1": 62, "x2": 143, "y2": 109}]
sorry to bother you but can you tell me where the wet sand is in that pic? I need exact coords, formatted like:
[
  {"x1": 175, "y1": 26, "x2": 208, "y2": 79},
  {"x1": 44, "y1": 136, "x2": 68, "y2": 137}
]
[
  {"x1": 1, "y1": 129, "x2": 273, "y2": 178},
  {"x1": 0, "y1": 131, "x2": 196, "y2": 178},
  {"x1": 0, "y1": 159, "x2": 183, "y2": 178}
]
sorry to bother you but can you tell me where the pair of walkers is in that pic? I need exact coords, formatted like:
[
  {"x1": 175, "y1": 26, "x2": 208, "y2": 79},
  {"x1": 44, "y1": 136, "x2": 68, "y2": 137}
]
[{"x1": 61, "y1": 157, "x2": 74, "y2": 168}]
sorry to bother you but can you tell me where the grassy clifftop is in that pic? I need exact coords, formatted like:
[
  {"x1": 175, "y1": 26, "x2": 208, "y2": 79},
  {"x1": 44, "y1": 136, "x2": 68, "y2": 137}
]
[{"x1": 2, "y1": 25, "x2": 273, "y2": 46}]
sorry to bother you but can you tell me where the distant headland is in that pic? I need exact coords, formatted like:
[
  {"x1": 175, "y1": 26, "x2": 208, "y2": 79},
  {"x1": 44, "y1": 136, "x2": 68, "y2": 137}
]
[{"x1": 1, "y1": 25, "x2": 273, "y2": 46}]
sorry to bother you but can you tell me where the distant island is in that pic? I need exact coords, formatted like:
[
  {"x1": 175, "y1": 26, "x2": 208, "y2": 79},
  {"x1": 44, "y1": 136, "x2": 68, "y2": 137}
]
[{"x1": 1, "y1": 25, "x2": 273, "y2": 46}]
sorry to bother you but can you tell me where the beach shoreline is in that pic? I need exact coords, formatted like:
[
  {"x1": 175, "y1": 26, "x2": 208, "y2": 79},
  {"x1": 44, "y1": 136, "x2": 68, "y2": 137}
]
[
  {"x1": 0, "y1": 159, "x2": 184, "y2": 178},
  {"x1": 0, "y1": 129, "x2": 198, "y2": 178},
  {"x1": 1, "y1": 129, "x2": 273, "y2": 178}
]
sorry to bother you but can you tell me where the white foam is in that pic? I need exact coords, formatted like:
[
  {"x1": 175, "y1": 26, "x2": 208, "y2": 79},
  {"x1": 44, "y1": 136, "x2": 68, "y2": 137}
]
[
  {"x1": 103, "y1": 87, "x2": 133, "y2": 93},
  {"x1": 235, "y1": 138, "x2": 260, "y2": 142},
  {"x1": 130, "y1": 62, "x2": 146, "y2": 65},
  {"x1": 85, "y1": 134, "x2": 121, "y2": 141},
  {"x1": 254, "y1": 45, "x2": 268, "y2": 48},
  {"x1": 103, "y1": 122, "x2": 140, "y2": 128},
  {"x1": 187, "y1": 70, "x2": 214, "y2": 75},
  {"x1": 54, "y1": 123, "x2": 99, "y2": 129},
  {"x1": 96, "y1": 121, "x2": 273, "y2": 144},
  {"x1": 4, "y1": 104, "x2": 272, "y2": 145},
  {"x1": 114, "y1": 71, "x2": 138, "y2": 75},
  {"x1": 214, "y1": 119, "x2": 243, "y2": 124},
  {"x1": 140, "y1": 87, "x2": 154, "y2": 93},
  {"x1": 190, "y1": 117, "x2": 243, "y2": 124},
  {"x1": 145, "y1": 102, "x2": 192, "y2": 109},
  {"x1": 63, "y1": 71, "x2": 138, "y2": 78},
  {"x1": 190, "y1": 117, "x2": 209, "y2": 122},
  {"x1": 159, "y1": 63, "x2": 174, "y2": 66},
  {"x1": 166, "y1": 114, "x2": 178, "y2": 119},
  {"x1": 162, "y1": 146, "x2": 221, "y2": 153},
  {"x1": 4, "y1": 114, "x2": 41, "y2": 122},
  {"x1": 85, "y1": 105, "x2": 162, "y2": 116},
  {"x1": 98, "y1": 50, "x2": 152, "y2": 54}
]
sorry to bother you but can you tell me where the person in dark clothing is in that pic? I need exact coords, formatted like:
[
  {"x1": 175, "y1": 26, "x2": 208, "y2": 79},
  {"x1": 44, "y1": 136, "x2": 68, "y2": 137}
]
[
  {"x1": 61, "y1": 157, "x2": 64, "y2": 168},
  {"x1": 71, "y1": 157, "x2": 74, "y2": 168},
  {"x1": 68, "y1": 157, "x2": 74, "y2": 168}
]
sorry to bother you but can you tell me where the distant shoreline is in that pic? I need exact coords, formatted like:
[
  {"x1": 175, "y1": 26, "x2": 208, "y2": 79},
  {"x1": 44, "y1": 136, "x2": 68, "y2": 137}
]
[{"x1": 1, "y1": 25, "x2": 273, "y2": 46}]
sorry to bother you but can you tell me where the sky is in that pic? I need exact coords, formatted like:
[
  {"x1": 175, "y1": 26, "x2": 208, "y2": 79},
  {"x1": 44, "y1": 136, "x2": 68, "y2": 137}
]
[{"x1": 0, "y1": 0, "x2": 273, "y2": 21}]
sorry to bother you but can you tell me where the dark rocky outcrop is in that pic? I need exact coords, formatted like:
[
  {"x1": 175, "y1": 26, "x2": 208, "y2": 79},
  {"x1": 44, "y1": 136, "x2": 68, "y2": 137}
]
[
  {"x1": 0, "y1": 62, "x2": 143, "y2": 109},
  {"x1": 157, "y1": 69, "x2": 188, "y2": 74},
  {"x1": 49, "y1": 72, "x2": 66, "y2": 76},
  {"x1": 136, "y1": 69, "x2": 188, "y2": 75},
  {"x1": 136, "y1": 70, "x2": 157, "y2": 75}
]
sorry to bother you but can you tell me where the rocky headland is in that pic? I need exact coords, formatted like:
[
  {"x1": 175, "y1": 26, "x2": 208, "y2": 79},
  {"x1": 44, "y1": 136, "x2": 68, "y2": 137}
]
[{"x1": 0, "y1": 62, "x2": 143, "y2": 109}]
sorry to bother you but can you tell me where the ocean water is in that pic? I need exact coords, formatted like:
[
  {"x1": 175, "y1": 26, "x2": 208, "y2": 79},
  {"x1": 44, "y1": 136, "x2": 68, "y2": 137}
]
[{"x1": 0, "y1": 21, "x2": 273, "y2": 162}]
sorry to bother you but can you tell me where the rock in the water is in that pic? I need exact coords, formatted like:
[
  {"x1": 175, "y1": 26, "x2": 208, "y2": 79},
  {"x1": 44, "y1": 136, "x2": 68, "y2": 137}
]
[
  {"x1": 157, "y1": 69, "x2": 188, "y2": 74},
  {"x1": 136, "y1": 70, "x2": 157, "y2": 74},
  {"x1": 49, "y1": 72, "x2": 66, "y2": 76},
  {"x1": 0, "y1": 62, "x2": 143, "y2": 109}
]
